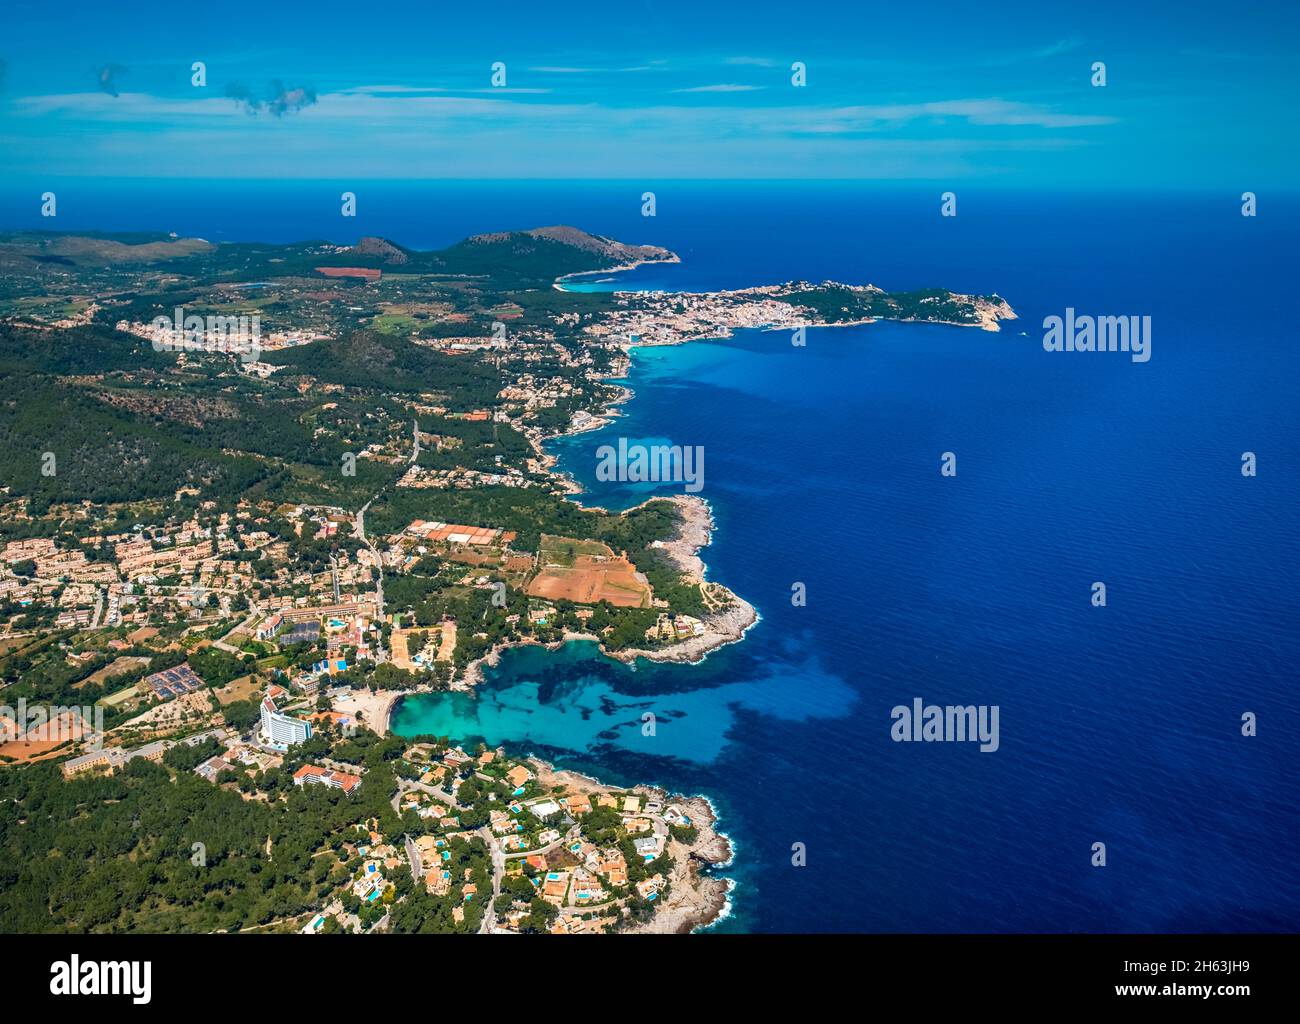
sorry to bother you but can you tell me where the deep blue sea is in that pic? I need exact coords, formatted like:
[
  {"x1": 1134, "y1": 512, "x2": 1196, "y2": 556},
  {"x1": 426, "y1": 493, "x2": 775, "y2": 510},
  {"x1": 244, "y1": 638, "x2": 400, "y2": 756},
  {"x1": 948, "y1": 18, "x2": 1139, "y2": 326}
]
[{"x1": 10, "y1": 181, "x2": 1299, "y2": 932}]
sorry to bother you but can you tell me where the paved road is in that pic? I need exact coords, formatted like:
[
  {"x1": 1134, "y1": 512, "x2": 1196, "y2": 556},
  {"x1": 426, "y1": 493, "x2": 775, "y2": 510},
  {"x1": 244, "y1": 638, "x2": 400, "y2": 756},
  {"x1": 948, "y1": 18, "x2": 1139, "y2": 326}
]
[
  {"x1": 403, "y1": 833, "x2": 423, "y2": 882},
  {"x1": 354, "y1": 500, "x2": 385, "y2": 621},
  {"x1": 396, "y1": 777, "x2": 509, "y2": 933},
  {"x1": 393, "y1": 779, "x2": 589, "y2": 933},
  {"x1": 352, "y1": 418, "x2": 422, "y2": 624},
  {"x1": 475, "y1": 825, "x2": 506, "y2": 934},
  {"x1": 502, "y1": 823, "x2": 581, "y2": 861},
  {"x1": 89, "y1": 587, "x2": 105, "y2": 629},
  {"x1": 212, "y1": 608, "x2": 260, "y2": 654},
  {"x1": 396, "y1": 776, "x2": 459, "y2": 807}
]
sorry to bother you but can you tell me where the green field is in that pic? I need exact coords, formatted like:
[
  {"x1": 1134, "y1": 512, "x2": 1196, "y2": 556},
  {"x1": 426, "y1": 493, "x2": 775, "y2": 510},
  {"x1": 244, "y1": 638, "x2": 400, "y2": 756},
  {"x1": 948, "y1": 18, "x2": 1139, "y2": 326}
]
[
  {"x1": 98, "y1": 683, "x2": 143, "y2": 708},
  {"x1": 538, "y1": 534, "x2": 615, "y2": 567}
]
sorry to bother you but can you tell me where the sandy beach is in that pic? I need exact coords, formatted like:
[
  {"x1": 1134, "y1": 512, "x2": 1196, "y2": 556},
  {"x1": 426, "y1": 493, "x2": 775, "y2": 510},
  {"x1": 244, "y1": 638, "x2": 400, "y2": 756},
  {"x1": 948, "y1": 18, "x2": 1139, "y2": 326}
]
[{"x1": 331, "y1": 686, "x2": 405, "y2": 735}]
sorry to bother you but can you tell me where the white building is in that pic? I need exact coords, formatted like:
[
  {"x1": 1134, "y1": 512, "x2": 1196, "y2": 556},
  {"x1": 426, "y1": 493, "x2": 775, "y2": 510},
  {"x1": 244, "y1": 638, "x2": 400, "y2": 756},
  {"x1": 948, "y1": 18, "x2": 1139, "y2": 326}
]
[
  {"x1": 293, "y1": 764, "x2": 362, "y2": 795},
  {"x1": 255, "y1": 613, "x2": 284, "y2": 641},
  {"x1": 528, "y1": 799, "x2": 562, "y2": 819},
  {"x1": 260, "y1": 697, "x2": 312, "y2": 749}
]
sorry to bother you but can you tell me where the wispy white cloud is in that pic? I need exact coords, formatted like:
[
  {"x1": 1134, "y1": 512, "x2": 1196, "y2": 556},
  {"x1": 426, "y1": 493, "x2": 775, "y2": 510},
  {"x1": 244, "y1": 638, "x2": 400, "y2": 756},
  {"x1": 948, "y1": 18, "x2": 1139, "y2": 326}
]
[
  {"x1": 10, "y1": 89, "x2": 1113, "y2": 133},
  {"x1": 14, "y1": 91, "x2": 251, "y2": 117},
  {"x1": 983, "y1": 37, "x2": 1085, "y2": 66},
  {"x1": 1031, "y1": 37, "x2": 1083, "y2": 59},
  {"x1": 344, "y1": 84, "x2": 449, "y2": 95},
  {"x1": 25, "y1": 122, "x2": 1084, "y2": 180},
  {"x1": 11, "y1": 89, "x2": 559, "y2": 121},
  {"x1": 673, "y1": 83, "x2": 765, "y2": 93},
  {"x1": 809, "y1": 99, "x2": 1117, "y2": 130}
]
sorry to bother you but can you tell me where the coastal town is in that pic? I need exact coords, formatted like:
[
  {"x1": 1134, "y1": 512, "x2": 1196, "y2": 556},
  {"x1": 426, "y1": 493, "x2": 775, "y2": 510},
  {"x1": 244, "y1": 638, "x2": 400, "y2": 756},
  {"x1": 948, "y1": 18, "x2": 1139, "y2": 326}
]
[
  {"x1": 0, "y1": 485, "x2": 745, "y2": 933},
  {"x1": 4, "y1": 1, "x2": 1285, "y2": 1005},
  {"x1": 583, "y1": 280, "x2": 1017, "y2": 347},
  {"x1": 0, "y1": 223, "x2": 1011, "y2": 935},
  {"x1": 49, "y1": 704, "x2": 731, "y2": 934}
]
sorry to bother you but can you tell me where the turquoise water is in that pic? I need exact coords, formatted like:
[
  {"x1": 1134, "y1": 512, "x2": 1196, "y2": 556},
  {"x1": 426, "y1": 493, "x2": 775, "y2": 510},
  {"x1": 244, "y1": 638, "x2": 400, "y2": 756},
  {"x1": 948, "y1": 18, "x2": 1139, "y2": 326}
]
[
  {"x1": 392, "y1": 639, "x2": 857, "y2": 769},
  {"x1": 5, "y1": 179, "x2": 1292, "y2": 932},
  {"x1": 386, "y1": 188, "x2": 1300, "y2": 934}
]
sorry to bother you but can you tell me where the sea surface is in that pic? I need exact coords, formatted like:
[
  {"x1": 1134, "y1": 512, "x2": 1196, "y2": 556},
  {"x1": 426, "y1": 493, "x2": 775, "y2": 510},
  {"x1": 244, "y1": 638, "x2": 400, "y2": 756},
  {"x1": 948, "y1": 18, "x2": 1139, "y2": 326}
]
[{"x1": 11, "y1": 181, "x2": 1299, "y2": 932}]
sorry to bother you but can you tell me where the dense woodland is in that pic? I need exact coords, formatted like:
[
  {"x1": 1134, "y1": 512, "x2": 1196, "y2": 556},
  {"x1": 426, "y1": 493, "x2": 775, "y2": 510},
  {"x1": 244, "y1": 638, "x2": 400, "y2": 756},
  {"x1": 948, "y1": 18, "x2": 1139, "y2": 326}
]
[{"x1": 0, "y1": 730, "x2": 419, "y2": 933}]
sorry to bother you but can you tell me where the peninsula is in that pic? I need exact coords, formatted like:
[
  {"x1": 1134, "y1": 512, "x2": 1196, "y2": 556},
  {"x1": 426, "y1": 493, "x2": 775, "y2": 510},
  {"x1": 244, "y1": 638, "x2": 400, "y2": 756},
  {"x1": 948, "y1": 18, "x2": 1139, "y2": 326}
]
[{"x1": 0, "y1": 224, "x2": 1011, "y2": 934}]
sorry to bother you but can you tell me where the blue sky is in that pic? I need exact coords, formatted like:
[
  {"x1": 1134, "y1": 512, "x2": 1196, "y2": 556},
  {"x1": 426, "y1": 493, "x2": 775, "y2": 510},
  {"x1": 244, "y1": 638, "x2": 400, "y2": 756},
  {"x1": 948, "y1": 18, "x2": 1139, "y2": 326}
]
[{"x1": 0, "y1": 0, "x2": 1296, "y2": 185}]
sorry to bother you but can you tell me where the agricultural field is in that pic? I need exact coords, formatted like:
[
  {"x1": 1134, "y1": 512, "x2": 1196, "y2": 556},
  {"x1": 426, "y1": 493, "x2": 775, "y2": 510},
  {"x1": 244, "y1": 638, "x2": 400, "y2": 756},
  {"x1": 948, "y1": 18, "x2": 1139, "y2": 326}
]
[
  {"x1": 75, "y1": 655, "x2": 150, "y2": 689},
  {"x1": 527, "y1": 535, "x2": 652, "y2": 608},
  {"x1": 212, "y1": 674, "x2": 261, "y2": 706}
]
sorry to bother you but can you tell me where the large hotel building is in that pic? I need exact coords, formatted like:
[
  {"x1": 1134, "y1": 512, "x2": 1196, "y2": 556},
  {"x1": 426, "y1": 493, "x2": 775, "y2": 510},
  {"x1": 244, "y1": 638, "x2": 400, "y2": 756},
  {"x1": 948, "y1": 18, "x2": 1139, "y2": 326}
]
[{"x1": 259, "y1": 697, "x2": 312, "y2": 749}]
